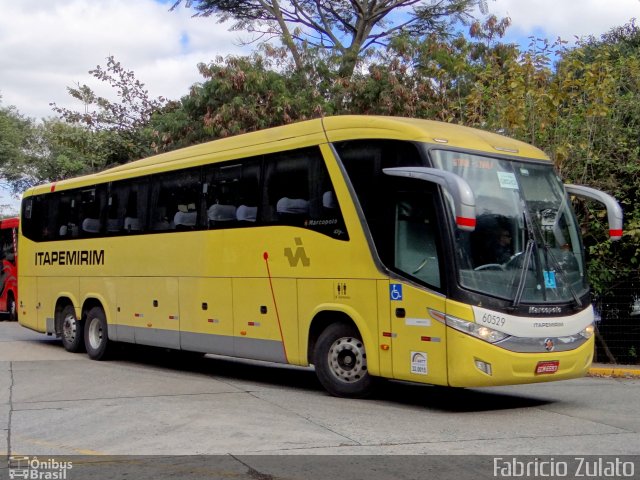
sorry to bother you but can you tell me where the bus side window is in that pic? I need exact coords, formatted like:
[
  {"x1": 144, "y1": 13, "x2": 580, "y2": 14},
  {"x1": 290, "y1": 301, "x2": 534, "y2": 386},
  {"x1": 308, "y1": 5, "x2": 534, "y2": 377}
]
[
  {"x1": 106, "y1": 191, "x2": 124, "y2": 233},
  {"x1": 264, "y1": 150, "x2": 311, "y2": 224},
  {"x1": 263, "y1": 146, "x2": 348, "y2": 239},
  {"x1": 150, "y1": 168, "x2": 201, "y2": 231},
  {"x1": 79, "y1": 186, "x2": 106, "y2": 236},
  {"x1": 109, "y1": 179, "x2": 149, "y2": 234},
  {"x1": 22, "y1": 196, "x2": 51, "y2": 242},
  {"x1": 0, "y1": 228, "x2": 10, "y2": 262},
  {"x1": 56, "y1": 191, "x2": 85, "y2": 239},
  {"x1": 335, "y1": 139, "x2": 423, "y2": 220},
  {"x1": 394, "y1": 193, "x2": 441, "y2": 289},
  {"x1": 204, "y1": 158, "x2": 261, "y2": 228}
]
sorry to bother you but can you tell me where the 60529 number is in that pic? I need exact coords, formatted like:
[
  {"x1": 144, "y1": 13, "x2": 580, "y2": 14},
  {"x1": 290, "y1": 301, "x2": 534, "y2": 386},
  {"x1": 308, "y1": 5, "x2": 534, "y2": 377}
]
[{"x1": 480, "y1": 313, "x2": 506, "y2": 327}]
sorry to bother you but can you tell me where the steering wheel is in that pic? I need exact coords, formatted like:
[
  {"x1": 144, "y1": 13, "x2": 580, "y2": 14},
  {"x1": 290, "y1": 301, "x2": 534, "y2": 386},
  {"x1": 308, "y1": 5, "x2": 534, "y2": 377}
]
[
  {"x1": 474, "y1": 252, "x2": 525, "y2": 271},
  {"x1": 504, "y1": 251, "x2": 525, "y2": 269},
  {"x1": 412, "y1": 257, "x2": 429, "y2": 275},
  {"x1": 474, "y1": 263, "x2": 505, "y2": 271}
]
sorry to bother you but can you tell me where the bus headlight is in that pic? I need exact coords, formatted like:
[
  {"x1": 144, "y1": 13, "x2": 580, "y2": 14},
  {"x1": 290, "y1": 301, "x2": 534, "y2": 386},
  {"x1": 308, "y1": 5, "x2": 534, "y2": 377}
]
[
  {"x1": 579, "y1": 324, "x2": 595, "y2": 339},
  {"x1": 446, "y1": 315, "x2": 510, "y2": 343}
]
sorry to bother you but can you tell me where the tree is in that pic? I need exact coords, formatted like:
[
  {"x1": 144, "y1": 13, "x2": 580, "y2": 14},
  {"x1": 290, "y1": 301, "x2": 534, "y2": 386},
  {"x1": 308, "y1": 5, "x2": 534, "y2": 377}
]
[
  {"x1": 27, "y1": 120, "x2": 113, "y2": 187},
  {"x1": 1, "y1": 57, "x2": 162, "y2": 194},
  {"x1": 0, "y1": 113, "x2": 113, "y2": 194},
  {"x1": 171, "y1": 0, "x2": 486, "y2": 77},
  {"x1": 51, "y1": 56, "x2": 167, "y2": 164},
  {"x1": 149, "y1": 51, "x2": 328, "y2": 151},
  {"x1": 148, "y1": 15, "x2": 514, "y2": 149},
  {"x1": 0, "y1": 100, "x2": 37, "y2": 193}
]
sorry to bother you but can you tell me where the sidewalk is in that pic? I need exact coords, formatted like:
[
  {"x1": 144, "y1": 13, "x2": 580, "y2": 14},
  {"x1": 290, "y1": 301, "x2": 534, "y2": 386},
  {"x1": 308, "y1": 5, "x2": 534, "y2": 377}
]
[{"x1": 588, "y1": 363, "x2": 640, "y2": 378}]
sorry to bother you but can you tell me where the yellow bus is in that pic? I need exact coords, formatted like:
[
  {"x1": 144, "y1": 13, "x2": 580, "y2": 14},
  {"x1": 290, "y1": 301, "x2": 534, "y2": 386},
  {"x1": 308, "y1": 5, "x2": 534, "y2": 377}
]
[{"x1": 18, "y1": 116, "x2": 622, "y2": 397}]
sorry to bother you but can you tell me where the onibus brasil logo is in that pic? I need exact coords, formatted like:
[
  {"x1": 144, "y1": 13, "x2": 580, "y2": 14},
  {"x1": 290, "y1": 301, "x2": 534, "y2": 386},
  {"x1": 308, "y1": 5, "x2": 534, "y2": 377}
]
[{"x1": 8, "y1": 456, "x2": 73, "y2": 479}]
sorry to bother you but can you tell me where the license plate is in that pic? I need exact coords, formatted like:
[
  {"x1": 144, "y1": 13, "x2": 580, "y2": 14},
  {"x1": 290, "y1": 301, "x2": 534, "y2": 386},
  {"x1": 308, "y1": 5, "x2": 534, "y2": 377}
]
[{"x1": 535, "y1": 360, "x2": 559, "y2": 375}]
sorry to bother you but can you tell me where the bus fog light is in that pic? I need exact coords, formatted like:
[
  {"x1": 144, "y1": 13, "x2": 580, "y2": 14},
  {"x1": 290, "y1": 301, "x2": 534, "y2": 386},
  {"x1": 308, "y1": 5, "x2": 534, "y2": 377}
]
[
  {"x1": 579, "y1": 324, "x2": 594, "y2": 339},
  {"x1": 474, "y1": 359, "x2": 492, "y2": 376}
]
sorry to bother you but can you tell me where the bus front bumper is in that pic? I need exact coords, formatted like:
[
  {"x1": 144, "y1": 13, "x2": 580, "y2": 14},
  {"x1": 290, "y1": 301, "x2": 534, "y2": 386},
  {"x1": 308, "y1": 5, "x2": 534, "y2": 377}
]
[{"x1": 447, "y1": 330, "x2": 594, "y2": 387}]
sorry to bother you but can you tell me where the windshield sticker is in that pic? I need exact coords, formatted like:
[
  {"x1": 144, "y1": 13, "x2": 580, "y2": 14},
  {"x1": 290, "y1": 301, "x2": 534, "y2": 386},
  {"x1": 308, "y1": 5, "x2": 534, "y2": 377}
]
[
  {"x1": 543, "y1": 270, "x2": 557, "y2": 289},
  {"x1": 453, "y1": 158, "x2": 494, "y2": 169},
  {"x1": 497, "y1": 171, "x2": 519, "y2": 189}
]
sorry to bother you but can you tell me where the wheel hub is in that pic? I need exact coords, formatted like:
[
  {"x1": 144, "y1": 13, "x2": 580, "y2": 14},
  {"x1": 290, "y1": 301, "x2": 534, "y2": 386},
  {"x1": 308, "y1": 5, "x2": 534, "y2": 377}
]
[
  {"x1": 62, "y1": 315, "x2": 76, "y2": 341},
  {"x1": 88, "y1": 319, "x2": 103, "y2": 350},
  {"x1": 327, "y1": 336, "x2": 367, "y2": 383}
]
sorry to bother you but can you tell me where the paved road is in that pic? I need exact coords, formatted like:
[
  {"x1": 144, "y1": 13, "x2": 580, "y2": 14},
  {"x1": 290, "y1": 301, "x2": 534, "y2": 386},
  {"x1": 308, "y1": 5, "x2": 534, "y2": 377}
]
[{"x1": 1, "y1": 321, "x2": 639, "y2": 478}]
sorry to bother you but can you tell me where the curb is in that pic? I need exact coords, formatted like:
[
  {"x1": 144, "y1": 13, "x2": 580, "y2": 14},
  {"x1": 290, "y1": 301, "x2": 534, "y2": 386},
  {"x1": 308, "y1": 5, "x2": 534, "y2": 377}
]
[{"x1": 588, "y1": 366, "x2": 640, "y2": 378}]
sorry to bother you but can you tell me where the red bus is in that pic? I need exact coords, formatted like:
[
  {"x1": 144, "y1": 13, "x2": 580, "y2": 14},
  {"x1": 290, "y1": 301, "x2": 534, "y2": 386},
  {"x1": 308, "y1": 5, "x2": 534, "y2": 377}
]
[{"x1": 0, "y1": 217, "x2": 18, "y2": 321}]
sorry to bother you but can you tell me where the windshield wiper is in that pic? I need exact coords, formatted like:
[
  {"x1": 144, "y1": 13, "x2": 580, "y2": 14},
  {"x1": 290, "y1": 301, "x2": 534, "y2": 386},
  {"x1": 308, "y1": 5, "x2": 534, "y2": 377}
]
[
  {"x1": 512, "y1": 201, "x2": 582, "y2": 309},
  {"x1": 512, "y1": 201, "x2": 539, "y2": 308}
]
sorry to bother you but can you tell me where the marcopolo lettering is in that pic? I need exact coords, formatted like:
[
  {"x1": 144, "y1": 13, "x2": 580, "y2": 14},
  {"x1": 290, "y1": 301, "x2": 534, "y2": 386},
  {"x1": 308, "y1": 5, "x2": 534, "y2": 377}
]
[{"x1": 35, "y1": 250, "x2": 105, "y2": 266}]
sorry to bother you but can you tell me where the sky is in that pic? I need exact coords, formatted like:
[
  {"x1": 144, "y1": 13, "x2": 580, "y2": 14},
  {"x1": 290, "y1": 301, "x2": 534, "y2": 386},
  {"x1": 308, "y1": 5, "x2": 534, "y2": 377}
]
[{"x1": 0, "y1": 0, "x2": 639, "y2": 210}]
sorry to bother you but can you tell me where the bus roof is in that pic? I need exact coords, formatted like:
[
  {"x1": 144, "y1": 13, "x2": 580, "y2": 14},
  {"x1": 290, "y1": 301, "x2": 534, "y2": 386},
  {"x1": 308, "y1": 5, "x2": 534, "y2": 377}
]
[{"x1": 24, "y1": 116, "x2": 550, "y2": 196}]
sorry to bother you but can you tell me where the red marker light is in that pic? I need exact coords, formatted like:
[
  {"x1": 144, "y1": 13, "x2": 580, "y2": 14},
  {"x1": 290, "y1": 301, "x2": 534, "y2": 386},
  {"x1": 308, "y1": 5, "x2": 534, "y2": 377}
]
[{"x1": 456, "y1": 216, "x2": 476, "y2": 228}]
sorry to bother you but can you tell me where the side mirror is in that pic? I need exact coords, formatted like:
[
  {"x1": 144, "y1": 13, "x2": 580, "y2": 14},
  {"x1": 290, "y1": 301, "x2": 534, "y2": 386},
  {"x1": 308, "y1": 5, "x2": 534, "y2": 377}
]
[
  {"x1": 565, "y1": 184, "x2": 623, "y2": 241},
  {"x1": 383, "y1": 167, "x2": 476, "y2": 231}
]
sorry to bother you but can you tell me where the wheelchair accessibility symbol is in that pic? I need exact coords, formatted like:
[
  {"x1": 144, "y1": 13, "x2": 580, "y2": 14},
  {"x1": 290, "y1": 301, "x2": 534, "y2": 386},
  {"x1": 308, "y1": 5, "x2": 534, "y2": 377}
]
[{"x1": 390, "y1": 284, "x2": 403, "y2": 301}]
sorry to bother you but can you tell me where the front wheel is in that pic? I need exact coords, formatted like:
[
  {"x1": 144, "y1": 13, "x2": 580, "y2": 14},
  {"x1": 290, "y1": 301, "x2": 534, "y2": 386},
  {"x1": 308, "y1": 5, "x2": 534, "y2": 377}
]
[
  {"x1": 313, "y1": 322, "x2": 374, "y2": 398},
  {"x1": 84, "y1": 306, "x2": 110, "y2": 360}
]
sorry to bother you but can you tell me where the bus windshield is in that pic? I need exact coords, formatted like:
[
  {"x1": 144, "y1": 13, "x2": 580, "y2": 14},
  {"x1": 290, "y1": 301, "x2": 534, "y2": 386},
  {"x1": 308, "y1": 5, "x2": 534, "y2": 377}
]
[{"x1": 431, "y1": 150, "x2": 587, "y2": 304}]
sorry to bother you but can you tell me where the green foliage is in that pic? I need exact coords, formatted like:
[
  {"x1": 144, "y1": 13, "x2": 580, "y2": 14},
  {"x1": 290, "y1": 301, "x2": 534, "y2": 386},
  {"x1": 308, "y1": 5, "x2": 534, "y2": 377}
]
[
  {"x1": 51, "y1": 56, "x2": 166, "y2": 132},
  {"x1": 0, "y1": 100, "x2": 38, "y2": 193},
  {"x1": 2, "y1": 56, "x2": 168, "y2": 194},
  {"x1": 149, "y1": 51, "x2": 330, "y2": 150},
  {"x1": 549, "y1": 24, "x2": 640, "y2": 295},
  {"x1": 0, "y1": 115, "x2": 117, "y2": 194}
]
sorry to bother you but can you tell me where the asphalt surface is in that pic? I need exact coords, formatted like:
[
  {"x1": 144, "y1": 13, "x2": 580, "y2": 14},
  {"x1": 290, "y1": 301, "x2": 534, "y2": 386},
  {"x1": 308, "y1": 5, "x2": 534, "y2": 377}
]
[{"x1": 1, "y1": 320, "x2": 639, "y2": 479}]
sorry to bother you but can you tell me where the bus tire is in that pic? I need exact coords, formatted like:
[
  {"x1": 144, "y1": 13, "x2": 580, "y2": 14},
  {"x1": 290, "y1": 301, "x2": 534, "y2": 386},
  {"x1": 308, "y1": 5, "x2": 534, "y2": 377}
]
[
  {"x1": 313, "y1": 322, "x2": 374, "y2": 398},
  {"x1": 60, "y1": 305, "x2": 84, "y2": 353},
  {"x1": 7, "y1": 294, "x2": 16, "y2": 322},
  {"x1": 84, "y1": 306, "x2": 109, "y2": 360}
]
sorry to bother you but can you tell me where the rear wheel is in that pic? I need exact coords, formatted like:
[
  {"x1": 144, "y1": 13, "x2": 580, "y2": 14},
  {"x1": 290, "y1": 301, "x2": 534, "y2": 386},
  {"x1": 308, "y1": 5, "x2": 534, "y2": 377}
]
[
  {"x1": 60, "y1": 305, "x2": 84, "y2": 352},
  {"x1": 85, "y1": 306, "x2": 110, "y2": 360},
  {"x1": 313, "y1": 322, "x2": 374, "y2": 398}
]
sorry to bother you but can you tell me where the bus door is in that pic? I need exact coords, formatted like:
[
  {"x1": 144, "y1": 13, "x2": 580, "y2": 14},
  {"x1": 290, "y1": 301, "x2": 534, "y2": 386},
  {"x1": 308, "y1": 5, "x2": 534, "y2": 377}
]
[
  {"x1": 389, "y1": 286, "x2": 448, "y2": 384},
  {"x1": 386, "y1": 189, "x2": 448, "y2": 384}
]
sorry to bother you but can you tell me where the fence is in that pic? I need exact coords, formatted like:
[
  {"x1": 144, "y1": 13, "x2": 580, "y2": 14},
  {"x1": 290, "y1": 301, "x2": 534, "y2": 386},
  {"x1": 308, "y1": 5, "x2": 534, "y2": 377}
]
[{"x1": 593, "y1": 282, "x2": 640, "y2": 365}]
